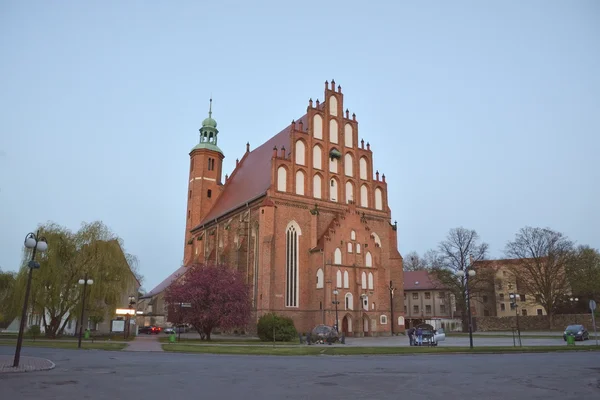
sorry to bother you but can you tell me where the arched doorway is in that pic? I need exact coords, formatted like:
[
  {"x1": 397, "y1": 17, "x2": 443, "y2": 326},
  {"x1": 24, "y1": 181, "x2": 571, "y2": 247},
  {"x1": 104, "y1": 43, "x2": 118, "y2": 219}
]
[
  {"x1": 342, "y1": 315, "x2": 353, "y2": 336},
  {"x1": 363, "y1": 315, "x2": 370, "y2": 337}
]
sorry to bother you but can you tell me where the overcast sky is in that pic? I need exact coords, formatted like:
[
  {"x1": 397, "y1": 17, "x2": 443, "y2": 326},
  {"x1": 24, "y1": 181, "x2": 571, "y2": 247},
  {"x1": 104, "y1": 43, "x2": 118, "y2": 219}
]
[{"x1": 1, "y1": 0, "x2": 598, "y2": 291}]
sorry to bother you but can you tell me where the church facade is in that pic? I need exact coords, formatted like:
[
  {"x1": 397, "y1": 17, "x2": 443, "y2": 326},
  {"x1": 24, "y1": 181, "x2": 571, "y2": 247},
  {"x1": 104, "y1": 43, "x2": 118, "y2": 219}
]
[{"x1": 181, "y1": 80, "x2": 405, "y2": 336}]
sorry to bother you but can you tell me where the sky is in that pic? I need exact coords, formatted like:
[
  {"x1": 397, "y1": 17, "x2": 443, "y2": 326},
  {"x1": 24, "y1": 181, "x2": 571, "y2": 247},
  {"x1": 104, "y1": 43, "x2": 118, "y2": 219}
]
[{"x1": 1, "y1": 0, "x2": 598, "y2": 292}]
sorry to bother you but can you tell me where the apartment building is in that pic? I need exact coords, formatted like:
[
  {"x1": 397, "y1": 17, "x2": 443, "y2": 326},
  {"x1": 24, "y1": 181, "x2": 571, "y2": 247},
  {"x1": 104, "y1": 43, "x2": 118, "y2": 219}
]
[{"x1": 403, "y1": 270, "x2": 461, "y2": 331}]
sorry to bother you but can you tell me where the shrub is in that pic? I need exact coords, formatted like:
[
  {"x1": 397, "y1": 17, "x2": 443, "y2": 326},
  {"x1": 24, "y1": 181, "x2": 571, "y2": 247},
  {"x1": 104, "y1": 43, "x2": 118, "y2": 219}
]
[
  {"x1": 28, "y1": 325, "x2": 41, "y2": 340},
  {"x1": 257, "y1": 313, "x2": 297, "y2": 342}
]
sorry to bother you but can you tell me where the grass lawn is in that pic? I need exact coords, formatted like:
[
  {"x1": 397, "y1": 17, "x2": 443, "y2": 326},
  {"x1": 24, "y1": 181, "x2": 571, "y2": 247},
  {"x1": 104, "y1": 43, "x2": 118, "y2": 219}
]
[
  {"x1": 157, "y1": 337, "x2": 299, "y2": 345},
  {"x1": 0, "y1": 339, "x2": 126, "y2": 351},
  {"x1": 161, "y1": 344, "x2": 600, "y2": 356}
]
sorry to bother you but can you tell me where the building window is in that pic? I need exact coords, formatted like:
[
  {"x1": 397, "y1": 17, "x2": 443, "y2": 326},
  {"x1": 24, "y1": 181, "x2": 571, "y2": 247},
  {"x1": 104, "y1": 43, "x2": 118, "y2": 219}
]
[
  {"x1": 208, "y1": 158, "x2": 215, "y2": 171},
  {"x1": 499, "y1": 293, "x2": 504, "y2": 300},
  {"x1": 189, "y1": 190, "x2": 192, "y2": 199},
  {"x1": 351, "y1": 230, "x2": 356, "y2": 241},
  {"x1": 520, "y1": 294, "x2": 526, "y2": 301},
  {"x1": 361, "y1": 272, "x2": 367, "y2": 289},
  {"x1": 425, "y1": 305, "x2": 432, "y2": 314},
  {"x1": 285, "y1": 223, "x2": 299, "y2": 307},
  {"x1": 277, "y1": 167, "x2": 287, "y2": 192},
  {"x1": 343, "y1": 271, "x2": 349, "y2": 288},
  {"x1": 207, "y1": 189, "x2": 212, "y2": 198},
  {"x1": 345, "y1": 293, "x2": 353, "y2": 310},
  {"x1": 439, "y1": 291, "x2": 445, "y2": 299},
  {"x1": 424, "y1": 292, "x2": 431, "y2": 299},
  {"x1": 329, "y1": 179, "x2": 338, "y2": 202},
  {"x1": 365, "y1": 251, "x2": 372, "y2": 267},
  {"x1": 482, "y1": 295, "x2": 488, "y2": 303},
  {"x1": 356, "y1": 243, "x2": 361, "y2": 253},
  {"x1": 413, "y1": 305, "x2": 419, "y2": 313},
  {"x1": 537, "y1": 309, "x2": 543, "y2": 315},
  {"x1": 336, "y1": 270, "x2": 342, "y2": 288},
  {"x1": 334, "y1": 248, "x2": 342, "y2": 265},
  {"x1": 347, "y1": 242, "x2": 353, "y2": 253},
  {"x1": 380, "y1": 315, "x2": 388, "y2": 324},
  {"x1": 187, "y1": 210, "x2": 190, "y2": 219},
  {"x1": 500, "y1": 303, "x2": 506, "y2": 311},
  {"x1": 368, "y1": 272, "x2": 374, "y2": 290},
  {"x1": 363, "y1": 296, "x2": 368, "y2": 310},
  {"x1": 295, "y1": 140, "x2": 306, "y2": 165},
  {"x1": 374, "y1": 187, "x2": 383, "y2": 210},
  {"x1": 316, "y1": 268, "x2": 324, "y2": 289},
  {"x1": 404, "y1": 305, "x2": 407, "y2": 313},
  {"x1": 484, "y1": 309, "x2": 490, "y2": 316},
  {"x1": 412, "y1": 293, "x2": 418, "y2": 300},
  {"x1": 522, "y1": 309, "x2": 528, "y2": 316},
  {"x1": 359, "y1": 157, "x2": 368, "y2": 180},
  {"x1": 440, "y1": 304, "x2": 446, "y2": 313}
]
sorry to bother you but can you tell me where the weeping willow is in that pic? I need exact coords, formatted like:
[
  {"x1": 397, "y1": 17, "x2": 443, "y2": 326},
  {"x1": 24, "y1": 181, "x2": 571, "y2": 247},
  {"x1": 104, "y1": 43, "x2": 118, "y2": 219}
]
[{"x1": 13, "y1": 221, "x2": 140, "y2": 338}]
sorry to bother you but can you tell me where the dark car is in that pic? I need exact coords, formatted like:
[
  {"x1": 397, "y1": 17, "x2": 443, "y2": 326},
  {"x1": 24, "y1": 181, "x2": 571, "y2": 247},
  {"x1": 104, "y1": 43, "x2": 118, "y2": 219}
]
[
  {"x1": 563, "y1": 324, "x2": 589, "y2": 341},
  {"x1": 139, "y1": 325, "x2": 161, "y2": 335}
]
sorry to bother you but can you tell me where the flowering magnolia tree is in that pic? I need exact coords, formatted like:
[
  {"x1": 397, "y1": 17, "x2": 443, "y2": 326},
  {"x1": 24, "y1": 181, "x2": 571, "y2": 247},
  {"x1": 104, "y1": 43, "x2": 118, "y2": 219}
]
[{"x1": 164, "y1": 263, "x2": 251, "y2": 340}]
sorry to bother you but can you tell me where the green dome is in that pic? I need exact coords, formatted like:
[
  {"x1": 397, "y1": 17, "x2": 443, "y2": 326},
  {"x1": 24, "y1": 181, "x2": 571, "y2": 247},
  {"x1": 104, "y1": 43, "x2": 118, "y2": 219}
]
[{"x1": 202, "y1": 116, "x2": 217, "y2": 128}]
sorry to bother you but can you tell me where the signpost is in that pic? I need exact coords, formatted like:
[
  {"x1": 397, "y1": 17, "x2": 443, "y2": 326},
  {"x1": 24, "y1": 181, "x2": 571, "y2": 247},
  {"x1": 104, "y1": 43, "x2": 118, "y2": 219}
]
[
  {"x1": 590, "y1": 300, "x2": 598, "y2": 347},
  {"x1": 178, "y1": 302, "x2": 191, "y2": 342}
]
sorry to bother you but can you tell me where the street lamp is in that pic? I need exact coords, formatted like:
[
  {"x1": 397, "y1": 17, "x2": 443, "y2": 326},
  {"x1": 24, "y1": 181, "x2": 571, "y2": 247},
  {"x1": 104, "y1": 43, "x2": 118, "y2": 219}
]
[
  {"x1": 509, "y1": 293, "x2": 522, "y2": 347},
  {"x1": 570, "y1": 297, "x2": 579, "y2": 323},
  {"x1": 456, "y1": 268, "x2": 476, "y2": 349},
  {"x1": 388, "y1": 280, "x2": 397, "y2": 336},
  {"x1": 77, "y1": 275, "x2": 94, "y2": 349},
  {"x1": 125, "y1": 295, "x2": 136, "y2": 339},
  {"x1": 13, "y1": 231, "x2": 48, "y2": 367},
  {"x1": 332, "y1": 289, "x2": 339, "y2": 332}
]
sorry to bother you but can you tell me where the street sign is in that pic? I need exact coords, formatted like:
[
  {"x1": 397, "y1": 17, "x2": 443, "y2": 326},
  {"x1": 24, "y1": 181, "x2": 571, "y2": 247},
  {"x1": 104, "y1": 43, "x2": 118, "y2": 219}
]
[
  {"x1": 590, "y1": 300, "x2": 597, "y2": 311},
  {"x1": 180, "y1": 303, "x2": 192, "y2": 308}
]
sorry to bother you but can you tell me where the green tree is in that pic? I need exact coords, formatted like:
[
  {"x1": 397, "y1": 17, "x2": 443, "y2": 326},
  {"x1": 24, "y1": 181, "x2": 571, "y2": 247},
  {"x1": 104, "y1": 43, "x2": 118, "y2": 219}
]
[
  {"x1": 0, "y1": 269, "x2": 17, "y2": 325},
  {"x1": 14, "y1": 221, "x2": 141, "y2": 338},
  {"x1": 566, "y1": 245, "x2": 600, "y2": 301},
  {"x1": 504, "y1": 226, "x2": 574, "y2": 328}
]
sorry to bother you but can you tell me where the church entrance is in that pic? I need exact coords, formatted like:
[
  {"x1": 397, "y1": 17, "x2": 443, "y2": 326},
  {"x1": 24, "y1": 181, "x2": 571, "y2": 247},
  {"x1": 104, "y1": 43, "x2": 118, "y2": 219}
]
[
  {"x1": 342, "y1": 315, "x2": 352, "y2": 336},
  {"x1": 363, "y1": 315, "x2": 370, "y2": 337}
]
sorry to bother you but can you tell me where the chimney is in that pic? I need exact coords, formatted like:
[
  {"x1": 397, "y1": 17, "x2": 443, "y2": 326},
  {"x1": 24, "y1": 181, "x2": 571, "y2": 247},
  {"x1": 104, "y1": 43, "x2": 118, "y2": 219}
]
[
  {"x1": 366, "y1": 142, "x2": 370, "y2": 151},
  {"x1": 376, "y1": 170, "x2": 380, "y2": 181},
  {"x1": 361, "y1": 139, "x2": 364, "y2": 149},
  {"x1": 345, "y1": 109, "x2": 349, "y2": 119},
  {"x1": 273, "y1": 146, "x2": 278, "y2": 158},
  {"x1": 382, "y1": 174, "x2": 386, "y2": 183},
  {"x1": 280, "y1": 146, "x2": 286, "y2": 158}
]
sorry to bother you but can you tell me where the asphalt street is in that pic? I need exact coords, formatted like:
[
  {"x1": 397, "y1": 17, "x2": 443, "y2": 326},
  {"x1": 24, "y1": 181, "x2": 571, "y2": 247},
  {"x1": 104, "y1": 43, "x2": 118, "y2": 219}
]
[
  {"x1": 345, "y1": 335, "x2": 600, "y2": 347},
  {"x1": 1, "y1": 346, "x2": 599, "y2": 399}
]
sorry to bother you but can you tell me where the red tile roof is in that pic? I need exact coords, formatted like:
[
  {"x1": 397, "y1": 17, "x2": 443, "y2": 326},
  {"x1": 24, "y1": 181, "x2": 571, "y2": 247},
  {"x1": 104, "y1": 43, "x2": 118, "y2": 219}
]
[
  {"x1": 141, "y1": 265, "x2": 187, "y2": 299},
  {"x1": 194, "y1": 114, "x2": 308, "y2": 229},
  {"x1": 403, "y1": 270, "x2": 446, "y2": 291}
]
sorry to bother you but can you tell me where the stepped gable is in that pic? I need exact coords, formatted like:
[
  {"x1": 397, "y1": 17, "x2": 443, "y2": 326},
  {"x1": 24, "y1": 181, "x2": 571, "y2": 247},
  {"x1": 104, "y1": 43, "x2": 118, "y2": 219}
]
[
  {"x1": 194, "y1": 114, "x2": 309, "y2": 229},
  {"x1": 312, "y1": 207, "x2": 383, "y2": 255}
]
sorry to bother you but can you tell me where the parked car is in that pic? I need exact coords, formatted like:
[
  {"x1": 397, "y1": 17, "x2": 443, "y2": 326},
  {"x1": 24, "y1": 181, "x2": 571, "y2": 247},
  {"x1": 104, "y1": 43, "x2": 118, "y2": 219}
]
[
  {"x1": 139, "y1": 325, "x2": 161, "y2": 335},
  {"x1": 414, "y1": 324, "x2": 446, "y2": 346},
  {"x1": 563, "y1": 324, "x2": 589, "y2": 341}
]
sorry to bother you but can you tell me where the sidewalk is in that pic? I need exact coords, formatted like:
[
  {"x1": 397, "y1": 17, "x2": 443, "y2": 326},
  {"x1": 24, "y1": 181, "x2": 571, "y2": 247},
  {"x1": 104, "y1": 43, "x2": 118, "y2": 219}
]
[
  {"x1": 124, "y1": 335, "x2": 163, "y2": 352},
  {"x1": 0, "y1": 355, "x2": 55, "y2": 373}
]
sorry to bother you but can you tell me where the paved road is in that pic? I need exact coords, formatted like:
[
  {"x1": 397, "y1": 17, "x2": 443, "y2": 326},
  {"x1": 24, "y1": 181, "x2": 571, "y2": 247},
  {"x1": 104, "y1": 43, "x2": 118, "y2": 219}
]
[
  {"x1": 345, "y1": 336, "x2": 600, "y2": 347},
  {"x1": 0, "y1": 347, "x2": 599, "y2": 399}
]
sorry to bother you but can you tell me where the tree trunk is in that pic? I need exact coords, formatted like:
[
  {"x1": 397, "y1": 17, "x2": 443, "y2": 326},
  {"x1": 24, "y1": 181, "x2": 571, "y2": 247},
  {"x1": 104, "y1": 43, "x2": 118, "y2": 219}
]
[
  {"x1": 548, "y1": 313, "x2": 554, "y2": 330},
  {"x1": 204, "y1": 327, "x2": 212, "y2": 341}
]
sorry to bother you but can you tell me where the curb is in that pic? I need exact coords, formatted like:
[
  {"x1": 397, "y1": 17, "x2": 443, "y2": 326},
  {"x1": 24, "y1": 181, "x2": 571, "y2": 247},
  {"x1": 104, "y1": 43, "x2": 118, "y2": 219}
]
[{"x1": 0, "y1": 357, "x2": 56, "y2": 374}]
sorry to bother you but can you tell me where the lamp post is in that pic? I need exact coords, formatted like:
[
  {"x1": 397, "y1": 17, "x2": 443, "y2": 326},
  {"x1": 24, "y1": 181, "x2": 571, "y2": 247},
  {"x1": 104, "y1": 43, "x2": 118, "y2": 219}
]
[
  {"x1": 13, "y1": 231, "x2": 48, "y2": 368},
  {"x1": 125, "y1": 295, "x2": 136, "y2": 339},
  {"x1": 77, "y1": 275, "x2": 94, "y2": 349},
  {"x1": 509, "y1": 293, "x2": 522, "y2": 347},
  {"x1": 456, "y1": 268, "x2": 476, "y2": 349},
  {"x1": 570, "y1": 297, "x2": 579, "y2": 323},
  {"x1": 332, "y1": 289, "x2": 339, "y2": 332},
  {"x1": 388, "y1": 280, "x2": 397, "y2": 336}
]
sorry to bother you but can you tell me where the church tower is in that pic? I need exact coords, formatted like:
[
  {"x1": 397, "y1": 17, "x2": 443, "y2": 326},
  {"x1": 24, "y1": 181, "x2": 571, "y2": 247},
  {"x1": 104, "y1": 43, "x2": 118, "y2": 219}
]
[{"x1": 183, "y1": 99, "x2": 224, "y2": 265}]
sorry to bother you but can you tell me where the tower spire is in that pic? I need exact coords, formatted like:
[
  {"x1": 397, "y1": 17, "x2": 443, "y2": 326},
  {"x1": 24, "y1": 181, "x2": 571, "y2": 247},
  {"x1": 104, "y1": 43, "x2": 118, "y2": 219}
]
[{"x1": 208, "y1": 97, "x2": 212, "y2": 119}]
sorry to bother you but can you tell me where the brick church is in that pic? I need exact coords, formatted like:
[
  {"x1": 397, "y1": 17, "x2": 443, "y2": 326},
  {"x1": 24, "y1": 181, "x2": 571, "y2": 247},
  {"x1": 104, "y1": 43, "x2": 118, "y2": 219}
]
[{"x1": 148, "y1": 80, "x2": 405, "y2": 336}]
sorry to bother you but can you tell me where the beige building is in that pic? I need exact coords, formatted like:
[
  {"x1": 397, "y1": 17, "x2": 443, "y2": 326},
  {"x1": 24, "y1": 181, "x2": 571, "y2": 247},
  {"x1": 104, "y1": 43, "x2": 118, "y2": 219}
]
[
  {"x1": 137, "y1": 265, "x2": 186, "y2": 328},
  {"x1": 472, "y1": 259, "x2": 547, "y2": 318},
  {"x1": 403, "y1": 271, "x2": 462, "y2": 331}
]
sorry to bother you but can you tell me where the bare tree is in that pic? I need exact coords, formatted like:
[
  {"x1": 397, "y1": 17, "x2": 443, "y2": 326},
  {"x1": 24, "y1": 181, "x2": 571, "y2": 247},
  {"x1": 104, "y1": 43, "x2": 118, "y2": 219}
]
[
  {"x1": 430, "y1": 227, "x2": 491, "y2": 331},
  {"x1": 403, "y1": 251, "x2": 427, "y2": 271},
  {"x1": 504, "y1": 227, "x2": 574, "y2": 328}
]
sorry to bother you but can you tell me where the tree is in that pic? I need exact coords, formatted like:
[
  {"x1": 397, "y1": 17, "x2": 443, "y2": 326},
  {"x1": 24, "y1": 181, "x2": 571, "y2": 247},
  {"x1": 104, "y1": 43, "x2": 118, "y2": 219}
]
[
  {"x1": 429, "y1": 227, "x2": 491, "y2": 331},
  {"x1": 0, "y1": 269, "x2": 17, "y2": 326},
  {"x1": 13, "y1": 221, "x2": 140, "y2": 338},
  {"x1": 566, "y1": 245, "x2": 600, "y2": 301},
  {"x1": 165, "y1": 263, "x2": 252, "y2": 340},
  {"x1": 403, "y1": 251, "x2": 427, "y2": 271},
  {"x1": 504, "y1": 226, "x2": 574, "y2": 328}
]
